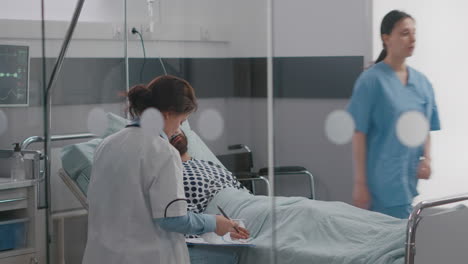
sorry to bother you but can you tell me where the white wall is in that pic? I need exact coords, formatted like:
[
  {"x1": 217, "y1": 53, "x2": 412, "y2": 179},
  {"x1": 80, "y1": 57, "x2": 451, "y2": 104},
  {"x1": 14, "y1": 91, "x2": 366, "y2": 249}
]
[
  {"x1": 3, "y1": 0, "x2": 122, "y2": 21},
  {"x1": 1, "y1": 0, "x2": 267, "y2": 58},
  {"x1": 373, "y1": 0, "x2": 468, "y2": 203},
  {"x1": 274, "y1": 0, "x2": 372, "y2": 60}
]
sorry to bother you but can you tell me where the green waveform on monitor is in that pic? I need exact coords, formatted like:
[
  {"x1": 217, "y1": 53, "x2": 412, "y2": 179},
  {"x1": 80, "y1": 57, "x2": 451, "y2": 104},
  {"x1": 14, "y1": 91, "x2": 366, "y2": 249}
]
[{"x1": 0, "y1": 72, "x2": 19, "y2": 78}]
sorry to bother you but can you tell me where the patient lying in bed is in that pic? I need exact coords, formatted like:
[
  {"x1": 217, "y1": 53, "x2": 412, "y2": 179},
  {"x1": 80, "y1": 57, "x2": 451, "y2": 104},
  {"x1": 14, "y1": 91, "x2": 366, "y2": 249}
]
[
  {"x1": 171, "y1": 131, "x2": 250, "y2": 253},
  {"x1": 170, "y1": 131, "x2": 407, "y2": 264},
  {"x1": 170, "y1": 131, "x2": 248, "y2": 213}
]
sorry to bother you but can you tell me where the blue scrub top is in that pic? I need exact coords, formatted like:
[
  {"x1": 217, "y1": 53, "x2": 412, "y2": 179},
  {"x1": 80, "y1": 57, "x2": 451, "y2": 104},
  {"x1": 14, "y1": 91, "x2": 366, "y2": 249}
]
[{"x1": 347, "y1": 62, "x2": 440, "y2": 207}]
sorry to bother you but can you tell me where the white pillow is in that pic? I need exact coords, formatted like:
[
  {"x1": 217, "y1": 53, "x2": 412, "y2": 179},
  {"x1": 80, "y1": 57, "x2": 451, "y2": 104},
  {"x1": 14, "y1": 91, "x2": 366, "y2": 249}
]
[
  {"x1": 102, "y1": 112, "x2": 129, "y2": 138},
  {"x1": 180, "y1": 122, "x2": 224, "y2": 168},
  {"x1": 101, "y1": 113, "x2": 224, "y2": 167}
]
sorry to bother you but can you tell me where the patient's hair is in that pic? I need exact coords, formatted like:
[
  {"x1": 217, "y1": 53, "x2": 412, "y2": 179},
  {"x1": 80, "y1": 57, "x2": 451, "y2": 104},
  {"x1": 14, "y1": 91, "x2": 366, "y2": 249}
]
[
  {"x1": 170, "y1": 131, "x2": 188, "y2": 156},
  {"x1": 127, "y1": 75, "x2": 198, "y2": 119},
  {"x1": 376, "y1": 10, "x2": 414, "y2": 63}
]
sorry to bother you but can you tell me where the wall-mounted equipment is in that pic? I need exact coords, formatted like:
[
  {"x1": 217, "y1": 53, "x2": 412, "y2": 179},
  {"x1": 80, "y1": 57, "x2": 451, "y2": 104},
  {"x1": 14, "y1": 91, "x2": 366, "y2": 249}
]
[{"x1": 0, "y1": 44, "x2": 29, "y2": 107}]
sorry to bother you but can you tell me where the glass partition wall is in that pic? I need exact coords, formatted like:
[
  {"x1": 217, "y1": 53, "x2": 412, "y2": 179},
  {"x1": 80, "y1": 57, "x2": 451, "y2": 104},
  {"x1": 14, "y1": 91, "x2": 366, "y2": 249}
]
[
  {"x1": 270, "y1": 2, "x2": 373, "y2": 263},
  {"x1": 43, "y1": 1, "x2": 128, "y2": 264},
  {"x1": 0, "y1": 2, "x2": 49, "y2": 264},
  {"x1": 375, "y1": 1, "x2": 468, "y2": 263},
  {"x1": 35, "y1": 0, "x2": 274, "y2": 263},
  {"x1": 10, "y1": 1, "x2": 468, "y2": 264},
  {"x1": 126, "y1": 1, "x2": 274, "y2": 263},
  {"x1": 271, "y1": 1, "x2": 468, "y2": 264},
  {"x1": 271, "y1": 0, "x2": 372, "y2": 203}
]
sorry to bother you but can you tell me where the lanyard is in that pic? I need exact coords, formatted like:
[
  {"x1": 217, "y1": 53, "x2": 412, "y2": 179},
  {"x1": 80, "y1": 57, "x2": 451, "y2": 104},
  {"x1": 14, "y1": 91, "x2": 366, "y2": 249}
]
[{"x1": 125, "y1": 120, "x2": 168, "y2": 140}]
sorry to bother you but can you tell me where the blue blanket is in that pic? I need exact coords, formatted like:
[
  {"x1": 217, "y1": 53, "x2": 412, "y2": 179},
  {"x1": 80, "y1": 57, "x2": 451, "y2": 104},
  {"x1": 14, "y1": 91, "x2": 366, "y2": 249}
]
[{"x1": 205, "y1": 188, "x2": 406, "y2": 264}]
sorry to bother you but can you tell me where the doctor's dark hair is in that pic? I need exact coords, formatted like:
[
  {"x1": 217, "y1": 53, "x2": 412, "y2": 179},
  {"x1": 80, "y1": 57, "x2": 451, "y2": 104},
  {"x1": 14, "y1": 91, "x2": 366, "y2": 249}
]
[
  {"x1": 376, "y1": 10, "x2": 413, "y2": 64},
  {"x1": 127, "y1": 75, "x2": 197, "y2": 119}
]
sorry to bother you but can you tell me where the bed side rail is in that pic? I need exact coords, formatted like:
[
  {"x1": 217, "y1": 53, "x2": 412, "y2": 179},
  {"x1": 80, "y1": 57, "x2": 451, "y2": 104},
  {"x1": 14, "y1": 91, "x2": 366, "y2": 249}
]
[
  {"x1": 21, "y1": 133, "x2": 96, "y2": 151},
  {"x1": 406, "y1": 193, "x2": 468, "y2": 264}
]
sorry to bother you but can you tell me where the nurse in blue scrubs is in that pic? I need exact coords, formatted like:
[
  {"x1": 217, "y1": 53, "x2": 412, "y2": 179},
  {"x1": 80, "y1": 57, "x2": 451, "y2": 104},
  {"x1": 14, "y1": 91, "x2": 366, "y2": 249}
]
[{"x1": 347, "y1": 10, "x2": 441, "y2": 219}]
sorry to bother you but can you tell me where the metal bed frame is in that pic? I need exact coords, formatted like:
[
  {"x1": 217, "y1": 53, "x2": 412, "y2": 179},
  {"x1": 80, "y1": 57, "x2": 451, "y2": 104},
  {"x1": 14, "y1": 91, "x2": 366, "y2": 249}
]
[{"x1": 405, "y1": 194, "x2": 468, "y2": 264}]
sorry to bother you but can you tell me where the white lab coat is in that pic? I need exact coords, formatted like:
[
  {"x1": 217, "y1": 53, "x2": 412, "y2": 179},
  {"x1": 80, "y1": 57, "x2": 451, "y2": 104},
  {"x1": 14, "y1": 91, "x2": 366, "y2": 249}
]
[{"x1": 82, "y1": 127, "x2": 189, "y2": 264}]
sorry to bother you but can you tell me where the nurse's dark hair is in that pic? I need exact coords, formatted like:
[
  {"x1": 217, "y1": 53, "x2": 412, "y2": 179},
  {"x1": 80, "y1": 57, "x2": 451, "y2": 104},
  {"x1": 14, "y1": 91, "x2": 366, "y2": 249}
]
[
  {"x1": 127, "y1": 75, "x2": 197, "y2": 119},
  {"x1": 376, "y1": 10, "x2": 413, "y2": 64}
]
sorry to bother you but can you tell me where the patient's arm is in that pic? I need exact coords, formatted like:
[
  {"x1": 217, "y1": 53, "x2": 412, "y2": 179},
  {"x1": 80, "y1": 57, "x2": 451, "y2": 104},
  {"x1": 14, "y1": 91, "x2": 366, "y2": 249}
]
[
  {"x1": 154, "y1": 211, "x2": 216, "y2": 235},
  {"x1": 352, "y1": 132, "x2": 370, "y2": 209},
  {"x1": 155, "y1": 212, "x2": 250, "y2": 238}
]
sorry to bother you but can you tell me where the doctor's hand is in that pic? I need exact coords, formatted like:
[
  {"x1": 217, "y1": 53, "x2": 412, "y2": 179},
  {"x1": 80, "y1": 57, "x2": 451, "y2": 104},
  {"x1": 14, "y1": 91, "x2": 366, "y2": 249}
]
[
  {"x1": 417, "y1": 158, "x2": 432, "y2": 180},
  {"x1": 230, "y1": 226, "x2": 250, "y2": 240},
  {"x1": 353, "y1": 182, "x2": 370, "y2": 209},
  {"x1": 214, "y1": 215, "x2": 248, "y2": 238}
]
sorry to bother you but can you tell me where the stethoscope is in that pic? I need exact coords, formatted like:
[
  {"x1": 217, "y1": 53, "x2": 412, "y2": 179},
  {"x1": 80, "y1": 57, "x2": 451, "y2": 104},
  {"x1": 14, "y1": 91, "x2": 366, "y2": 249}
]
[{"x1": 126, "y1": 120, "x2": 189, "y2": 218}]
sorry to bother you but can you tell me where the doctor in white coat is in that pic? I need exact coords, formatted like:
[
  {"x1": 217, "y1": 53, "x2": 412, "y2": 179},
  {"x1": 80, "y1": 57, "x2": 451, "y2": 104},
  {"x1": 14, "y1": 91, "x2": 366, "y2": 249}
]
[{"x1": 82, "y1": 75, "x2": 248, "y2": 264}]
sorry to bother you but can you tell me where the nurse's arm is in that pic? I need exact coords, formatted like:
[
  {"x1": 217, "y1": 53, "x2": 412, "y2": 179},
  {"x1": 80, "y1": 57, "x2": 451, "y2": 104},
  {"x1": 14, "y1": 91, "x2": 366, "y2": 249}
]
[
  {"x1": 423, "y1": 135, "x2": 432, "y2": 160},
  {"x1": 352, "y1": 131, "x2": 371, "y2": 209},
  {"x1": 153, "y1": 211, "x2": 216, "y2": 235},
  {"x1": 417, "y1": 135, "x2": 432, "y2": 179}
]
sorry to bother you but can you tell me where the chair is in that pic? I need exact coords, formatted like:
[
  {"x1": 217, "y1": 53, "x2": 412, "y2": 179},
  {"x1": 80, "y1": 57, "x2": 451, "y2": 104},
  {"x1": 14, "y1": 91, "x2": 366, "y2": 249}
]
[
  {"x1": 217, "y1": 144, "x2": 315, "y2": 199},
  {"x1": 258, "y1": 166, "x2": 315, "y2": 199},
  {"x1": 216, "y1": 144, "x2": 270, "y2": 195}
]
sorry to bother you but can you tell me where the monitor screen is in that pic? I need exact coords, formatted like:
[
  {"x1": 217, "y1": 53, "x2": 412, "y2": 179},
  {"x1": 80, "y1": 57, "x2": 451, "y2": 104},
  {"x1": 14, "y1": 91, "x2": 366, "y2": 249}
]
[{"x1": 0, "y1": 44, "x2": 29, "y2": 106}]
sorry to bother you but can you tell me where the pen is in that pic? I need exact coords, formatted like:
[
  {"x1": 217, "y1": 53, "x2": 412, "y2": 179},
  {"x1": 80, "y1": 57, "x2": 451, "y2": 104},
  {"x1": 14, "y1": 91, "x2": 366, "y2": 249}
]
[{"x1": 217, "y1": 205, "x2": 241, "y2": 234}]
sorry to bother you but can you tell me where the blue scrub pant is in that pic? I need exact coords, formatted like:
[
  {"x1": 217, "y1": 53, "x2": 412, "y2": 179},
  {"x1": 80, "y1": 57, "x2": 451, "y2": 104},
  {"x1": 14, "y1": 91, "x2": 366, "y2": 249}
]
[{"x1": 371, "y1": 204, "x2": 413, "y2": 219}]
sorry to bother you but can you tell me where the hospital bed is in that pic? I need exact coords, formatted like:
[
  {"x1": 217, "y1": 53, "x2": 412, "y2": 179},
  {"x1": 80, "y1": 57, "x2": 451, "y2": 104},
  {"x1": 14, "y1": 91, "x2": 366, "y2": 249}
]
[{"x1": 46, "y1": 113, "x2": 468, "y2": 264}]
